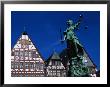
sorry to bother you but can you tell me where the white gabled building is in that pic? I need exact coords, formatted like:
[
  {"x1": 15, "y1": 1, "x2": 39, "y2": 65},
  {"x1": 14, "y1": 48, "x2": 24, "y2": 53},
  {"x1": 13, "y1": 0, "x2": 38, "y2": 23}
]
[{"x1": 11, "y1": 32, "x2": 45, "y2": 77}]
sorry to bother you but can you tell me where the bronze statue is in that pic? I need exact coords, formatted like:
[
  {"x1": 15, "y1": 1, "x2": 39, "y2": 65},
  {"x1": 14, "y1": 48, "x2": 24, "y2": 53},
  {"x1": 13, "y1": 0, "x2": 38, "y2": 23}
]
[{"x1": 63, "y1": 15, "x2": 89, "y2": 77}]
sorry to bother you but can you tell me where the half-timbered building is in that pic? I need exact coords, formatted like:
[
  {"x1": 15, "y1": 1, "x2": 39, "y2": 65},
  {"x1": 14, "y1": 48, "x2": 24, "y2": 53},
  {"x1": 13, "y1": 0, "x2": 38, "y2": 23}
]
[
  {"x1": 11, "y1": 32, "x2": 45, "y2": 77},
  {"x1": 45, "y1": 51, "x2": 66, "y2": 77}
]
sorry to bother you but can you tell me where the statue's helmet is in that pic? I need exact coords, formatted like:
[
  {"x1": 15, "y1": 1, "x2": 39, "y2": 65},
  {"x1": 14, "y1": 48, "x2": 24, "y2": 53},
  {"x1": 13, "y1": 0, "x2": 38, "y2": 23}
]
[{"x1": 67, "y1": 19, "x2": 73, "y2": 26}]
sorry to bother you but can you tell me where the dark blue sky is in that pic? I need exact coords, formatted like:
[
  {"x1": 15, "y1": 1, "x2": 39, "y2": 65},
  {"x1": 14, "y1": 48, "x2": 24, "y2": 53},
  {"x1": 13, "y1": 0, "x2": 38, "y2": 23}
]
[{"x1": 11, "y1": 11, "x2": 100, "y2": 70}]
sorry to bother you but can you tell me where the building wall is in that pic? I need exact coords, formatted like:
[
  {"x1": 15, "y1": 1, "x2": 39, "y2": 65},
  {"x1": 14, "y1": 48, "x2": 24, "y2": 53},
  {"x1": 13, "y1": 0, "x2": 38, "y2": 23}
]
[
  {"x1": 11, "y1": 34, "x2": 45, "y2": 77},
  {"x1": 46, "y1": 60, "x2": 66, "y2": 77}
]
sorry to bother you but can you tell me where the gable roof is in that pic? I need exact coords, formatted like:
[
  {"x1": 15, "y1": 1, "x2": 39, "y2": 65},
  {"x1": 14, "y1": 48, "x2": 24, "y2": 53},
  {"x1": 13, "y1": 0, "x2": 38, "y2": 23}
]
[
  {"x1": 45, "y1": 51, "x2": 61, "y2": 66},
  {"x1": 22, "y1": 31, "x2": 27, "y2": 35},
  {"x1": 83, "y1": 48, "x2": 96, "y2": 67},
  {"x1": 60, "y1": 47, "x2": 96, "y2": 68},
  {"x1": 50, "y1": 51, "x2": 61, "y2": 60},
  {"x1": 11, "y1": 31, "x2": 45, "y2": 63}
]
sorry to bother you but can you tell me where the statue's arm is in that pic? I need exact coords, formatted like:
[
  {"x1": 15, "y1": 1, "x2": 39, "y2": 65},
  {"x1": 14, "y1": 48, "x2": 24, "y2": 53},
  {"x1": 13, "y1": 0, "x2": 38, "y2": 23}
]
[{"x1": 74, "y1": 21, "x2": 80, "y2": 29}]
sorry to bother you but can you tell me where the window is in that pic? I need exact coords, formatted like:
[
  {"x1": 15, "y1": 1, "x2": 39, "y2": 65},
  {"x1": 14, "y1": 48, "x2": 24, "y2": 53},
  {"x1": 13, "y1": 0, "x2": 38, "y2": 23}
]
[
  {"x1": 39, "y1": 64, "x2": 44, "y2": 70},
  {"x1": 25, "y1": 62, "x2": 29, "y2": 69},
  {"x1": 29, "y1": 51, "x2": 32, "y2": 57},
  {"x1": 19, "y1": 62, "x2": 23, "y2": 69},
  {"x1": 57, "y1": 73, "x2": 60, "y2": 77},
  {"x1": 20, "y1": 51, "x2": 24, "y2": 57},
  {"x1": 30, "y1": 74, "x2": 33, "y2": 77},
  {"x1": 30, "y1": 62, "x2": 34, "y2": 69},
  {"x1": 25, "y1": 73, "x2": 28, "y2": 77},
  {"x1": 52, "y1": 72, "x2": 56, "y2": 76},
  {"x1": 19, "y1": 73, "x2": 23, "y2": 77},
  {"x1": 14, "y1": 62, "x2": 18, "y2": 69},
  {"x1": 32, "y1": 51, "x2": 36, "y2": 58},
  {"x1": 36, "y1": 62, "x2": 40, "y2": 70},
  {"x1": 54, "y1": 72, "x2": 56, "y2": 76},
  {"x1": 52, "y1": 61, "x2": 61, "y2": 66},
  {"x1": 55, "y1": 61, "x2": 61, "y2": 66},
  {"x1": 49, "y1": 72, "x2": 52, "y2": 76},
  {"x1": 14, "y1": 51, "x2": 19, "y2": 56},
  {"x1": 63, "y1": 72, "x2": 66, "y2": 76},
  {"x1": 52, "y1": 60, "x2": 55, "y2": 65},
  {"x1": 25, "y1": 50, "x2": 28, "y2": 57},
  {"x1": 11, "y1": 51, "x2": 14, "y2": 56},
  {"x1": 11, "y1": 62, "x2": 14, "y2": 69},
  {"x1": 11, "y1": 74, "x2": 14, "y2": 77}
]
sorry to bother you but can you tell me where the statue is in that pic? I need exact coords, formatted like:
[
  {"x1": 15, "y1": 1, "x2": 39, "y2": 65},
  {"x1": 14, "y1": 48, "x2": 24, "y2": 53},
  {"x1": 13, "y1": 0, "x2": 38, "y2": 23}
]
[{"x1": 63, "y1": 15, "x2": 89, "y2": 77}]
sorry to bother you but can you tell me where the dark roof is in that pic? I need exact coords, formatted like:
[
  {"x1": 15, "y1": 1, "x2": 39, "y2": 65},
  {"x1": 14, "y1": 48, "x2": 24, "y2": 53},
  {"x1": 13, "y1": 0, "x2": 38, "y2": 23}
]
[
  {"x1": 45, "y1": 51, "x2": 61, "y2": 66},
  {"x1": 50, "y1": 52, "x2": 60, "y2": 60},
  {"x1": 59, "y1": 46, "x2": 96, "y2": 68},
  {"x1": 83, "y1": 49, "x2": 96, "y2": 67},
  {"x1": 47, "y1": 51, "x2": 61, "y2": 60},
  {"x1": 22, "y1": 31, "x2": 27, "y2": 35}
]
